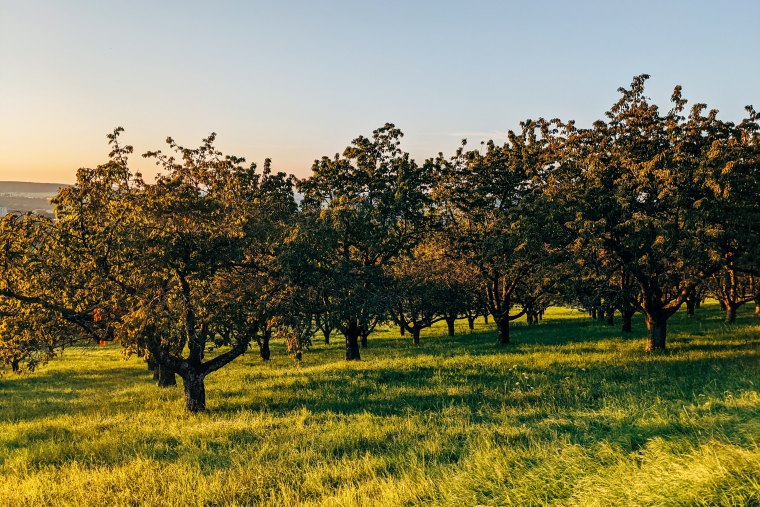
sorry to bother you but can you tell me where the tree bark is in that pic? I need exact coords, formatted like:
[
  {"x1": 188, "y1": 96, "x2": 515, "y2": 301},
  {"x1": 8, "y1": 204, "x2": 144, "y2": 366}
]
[
  {"x1": 645, "y1": 314, "x2": 667, "y2": 352},
  {"x1": 621, "y1": 309, "x2": 634, "y2": 333},
  {"x1": 322, "y1": 328, "x2": 331, "y2": 344},
  {"x1": 345, "y1": 327, "x2": 361, "y2": 361},
  {"x1": 725, "y1": 304, "x2": 738, "y2": 324},
  {"x1": 686, "y1": 299, "x2": 695, "y2": 317},
  {"x1": 412, "y1": 327, "x2": 420, "y2": 345},
  {"x1": 182, "y1": 372, "x2": 206, "y2": 413},
  {"x1": 467, "y1": 316, "x2": 475, "y2": 331},
  {"x1": 445, "y1": 316, "x2": 456, "y2": 337},
  {"x1": 399, "y1": 324, "x2": 405, "y2": 336},
  {"x1": 497, "y1": 316, "x2": 510, "y2": 345},
  {"x1": 605, "y1": 307, "x2": 614, "y2": 326},
  {"x1": 157, "y1": 363, "x2": 177, "y2": 387},
  {"x1": 526, "y1": 312, "x2": 534, "y2": 325},
  {"x1": 148, "y1": 357, "x2": 160, "y2": 381},
  {"x1": 483, "y1": 314, "x2": 489, "y2": 324},
  {"x1": 258, "y1": 330, "x2": 271, "y2": 361}
]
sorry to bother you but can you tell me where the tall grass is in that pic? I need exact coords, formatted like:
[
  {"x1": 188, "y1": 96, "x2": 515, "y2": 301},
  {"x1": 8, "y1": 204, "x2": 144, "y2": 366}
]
[{"x1": 1, "y1": 304, "x2": 758, "y2": 506}]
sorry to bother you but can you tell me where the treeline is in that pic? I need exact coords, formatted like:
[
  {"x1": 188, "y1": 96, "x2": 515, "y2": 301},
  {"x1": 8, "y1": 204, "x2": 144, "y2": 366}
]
[{"x1": 1, "y1": 75, "x2": 758, "y2": 412}]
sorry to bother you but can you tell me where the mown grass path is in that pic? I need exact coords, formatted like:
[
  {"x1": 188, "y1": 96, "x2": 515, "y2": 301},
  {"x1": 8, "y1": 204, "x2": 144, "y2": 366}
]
[{"x1": 1, "y1": 305, "x2": 758, "y2": 506}]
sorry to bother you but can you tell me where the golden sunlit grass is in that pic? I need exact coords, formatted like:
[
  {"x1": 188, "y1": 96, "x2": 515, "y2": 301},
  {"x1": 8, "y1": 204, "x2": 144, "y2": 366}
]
[{"x1": 1, "y1": 304, "x2": 758, "y2": 506}]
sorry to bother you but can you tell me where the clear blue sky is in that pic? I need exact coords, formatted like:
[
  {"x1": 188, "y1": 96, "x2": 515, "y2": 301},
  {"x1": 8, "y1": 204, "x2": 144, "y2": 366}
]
[{"x1": 1, "y1": 0, "x2": 758, "y2": 183}]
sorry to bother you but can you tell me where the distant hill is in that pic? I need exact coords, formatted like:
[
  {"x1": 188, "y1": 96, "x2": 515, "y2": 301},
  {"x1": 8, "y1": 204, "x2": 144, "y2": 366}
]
[{"x1": 0, "y1": 181, "x2": 70, "y2": 215}]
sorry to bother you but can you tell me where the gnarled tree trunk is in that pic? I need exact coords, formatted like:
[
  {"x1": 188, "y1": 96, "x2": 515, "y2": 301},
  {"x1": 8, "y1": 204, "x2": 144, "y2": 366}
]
[
  {"x1": 157, "y1": 363, "x2": 177, "y2": 387},
  {"x1": 645, "y1": 314, "x2": 667, "y2": 352},
  {"x1": 182, "y1": 371, "x2": 206, "y2": 412}
]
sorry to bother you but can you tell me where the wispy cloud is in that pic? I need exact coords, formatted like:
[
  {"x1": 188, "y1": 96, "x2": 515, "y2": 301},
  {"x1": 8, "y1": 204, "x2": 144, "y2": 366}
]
[{"x1": 447, "y1": 131, "x2": 507, "y2": 140}]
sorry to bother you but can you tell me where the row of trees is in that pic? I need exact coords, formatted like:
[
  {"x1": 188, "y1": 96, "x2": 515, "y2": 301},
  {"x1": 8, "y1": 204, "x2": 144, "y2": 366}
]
[{"x1": 1, "y1": 76, "x2": 758, "y2": 412}]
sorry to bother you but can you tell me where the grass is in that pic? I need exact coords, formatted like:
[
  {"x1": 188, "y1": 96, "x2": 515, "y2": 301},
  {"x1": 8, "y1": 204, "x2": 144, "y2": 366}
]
[{"x1": 0, "y1": 304, "x2": 758, "y2": 506}]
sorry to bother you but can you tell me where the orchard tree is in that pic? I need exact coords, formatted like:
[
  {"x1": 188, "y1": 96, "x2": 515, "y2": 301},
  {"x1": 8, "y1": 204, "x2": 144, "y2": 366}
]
[
  {"x1": 434, "y1": 121, "x2": 555, "y2": 344},
  {"x1": 553, "y1": 75, "x2": 758, "y2": 351},
  {"x1": 298, "y1": 124, "x2": 431, "y2": 360}
]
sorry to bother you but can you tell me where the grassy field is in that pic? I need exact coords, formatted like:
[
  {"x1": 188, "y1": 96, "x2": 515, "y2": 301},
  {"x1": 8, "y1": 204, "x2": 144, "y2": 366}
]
[{"x1": 1, "y1": 304, "x2": 758, "y2": 506}]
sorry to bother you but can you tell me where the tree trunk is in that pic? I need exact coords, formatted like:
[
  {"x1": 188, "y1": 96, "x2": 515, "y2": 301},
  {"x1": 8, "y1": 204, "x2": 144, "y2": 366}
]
[
  {"x1": 259, "y1": 330, "x2": 271, "y2": 361},
  {"x1": 157, "y1": 363, "x2": 177, "y2": 387},
  {"x1": 467, "y1": 316, "x2": 475, "y2": 331},
  {"x1": 483, "y1": 314, "x2": 489, "y2": 324},
  {"x1": 446, "y1": 316, "x2": 456, "y2": 337},
  {"x1": 725, "y1": 304, "x2": 738, "y2": 324},
  {"x1": 591, "y1": 308, "x2": 598, "y2": 320},
  {"x1": 322, "y1": 328, "x2": 331, "y2": 344},
  {"x1": 399, "y1": 325, "x2": 405, "y2": 336},
  {"x1": 719, "y1": 300, "x2": 727, "y2": 311},
  {"x1": 412, "y1": 327, "x2": 420, "y2": 345},
  {"x1": 621, "y1": 309, "x2": 634, "y2": 333},
  {"x1": 360, "y1": 332, "x2": 369, "y2": 348},
  {"x1": 526, "y1": 312, "x2": 534, "y2": 325},
  {"x1": 597, "y1": 309, "x2": 606, "y2": 323},
  {"x1": 11, "y1": 357, "x2": 20, "y2": 373},
  {"x1": 148, "y1": 357, "x2": 160, "y2": 381},
  {"x1": 345, "y1": 329, "x2": 361, "y2": 361},
  {"x1": 645, "y1": 314, "x2": 667, "y2": 352},
  {"x1": 605, "y1": 307, "x2": 614, "y2": 326},
  {"x1": 686, "y1": 299, "x2": 695, "y2": 317},
  {"x1": 695, "y1": 298, "x2": 702, "y2": 309},
  {"x1": 182, "y1": 372, "x2": 206, "y2": 413},
  {"x1": 497, "y1": 316, "x2": 510, "y2": 345}
]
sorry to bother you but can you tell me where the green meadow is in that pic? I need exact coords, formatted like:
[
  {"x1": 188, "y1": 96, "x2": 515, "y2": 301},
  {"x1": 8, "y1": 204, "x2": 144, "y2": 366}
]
[{"x1": 1, "y1": 304, "x2": 758, "y2": 506}]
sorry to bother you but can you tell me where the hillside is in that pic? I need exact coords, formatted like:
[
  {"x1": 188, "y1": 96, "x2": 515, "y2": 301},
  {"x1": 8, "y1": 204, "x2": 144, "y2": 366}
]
[
  {"x1": 0, "y1": 181, "x2": 69, "y2": 214},
  {"x1": 1, "y1": 304, "x2": 758, "y2": 506}
]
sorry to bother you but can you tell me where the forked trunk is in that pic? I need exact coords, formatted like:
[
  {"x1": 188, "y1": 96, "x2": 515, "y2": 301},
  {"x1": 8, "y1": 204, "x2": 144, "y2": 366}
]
[
  {"x1": 157, "y1": 363, "x2": 177, "y2": 387},
  {"x1": 497, "y1": 316, "x2": 510, "y2": 345},
  {"x1": 645, "y1": 314, "x2": 667, "y2": 352},
  {"x1": 182, "y1": 372, "x2": 206, "y2": 413},
  {"x1": 345, "y1": 329, "x2": 361, "y2": 361}
]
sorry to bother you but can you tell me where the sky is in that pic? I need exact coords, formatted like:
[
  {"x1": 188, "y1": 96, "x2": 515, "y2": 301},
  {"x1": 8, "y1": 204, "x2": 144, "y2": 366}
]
[{"x1": 1, "y1": 0, "x2": 758, "y2": 184}]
